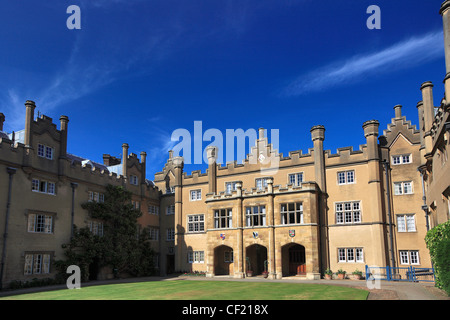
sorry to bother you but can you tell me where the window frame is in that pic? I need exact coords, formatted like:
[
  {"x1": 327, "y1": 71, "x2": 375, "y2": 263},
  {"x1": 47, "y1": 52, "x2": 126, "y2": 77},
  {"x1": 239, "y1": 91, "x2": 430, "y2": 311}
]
[
  {"x1": 37, "y1": 144, "x2": 54, "y2": 160},
  {"x1": 166, "y1": 228, "x2": 175, "y2": 241},
  {"x1": 288, "y1": 172, "x2": 304, "y2": 186},
  {"x1": 255, "y1": 178, "x2": 268, "y2": 191},
  {"x1": 88, "y1": 220, "x2": 104, "y2": 236},
  {"x1": 148, "y1": 227, "x2": 160, "y2": 241},
  {"x1": 24, "y1": 253, "x2": 51, "y2": 275},
  {"x1": 214, "y1": 208, "x2": 233, "y2": 229},
  {"x1": 392, "y1": 154, "x2": 412, "y2": 165},
  {"x1": 27, "y1": 213, "x2": 54, "y2": 234},
  {"x1": 88, "y1": 191, "x2": 105, "y2": 203},
  {"x1": 338, "y1": 248, "x2": 364, "y2": 263},
  {"x1": 396, "y1": 214, "x2": 416, "y2": 232},
  {"x1": 187, "y1": 214, "x2": 205, "y2": 233},
  {"x1": 190, "y1": 189, "x2": 202, "y2": 201},
  {"x1": 225, "y1": 181, "x2": 238, "y2": 194},
  {"x1": 31, "y1": 178, "x2": 56, "y2": 195},
  {"x1": 129, "y1": 175, "x2": 139, "y2": 185},
  {"x1": 335, "y1": 201, "x2": 361, "y2": 224},
  {"x1": 393, "y1": 181, "x2": 414, "y2": 195},
  {"x1": 399, "y1": 250, "x2": 420, "y2": 265},
  {"x1": 337, "y1": 170, "x2": 356, "y2": 185},
  {"x1": 148, "y1": 205, "x2": 159, "y2": 215},
  {"x1": 245, "y1": 205, "x2": 266, "y2": 227},
  {"x1": 188, "y1": 251, "x2": 205, "y2": 264},
  {"x1": 166, "y1": 205, "x2": 175, "y2": 215},
  {"x1": 280, "y1": 202, "x2": 304, "y2": 225}
]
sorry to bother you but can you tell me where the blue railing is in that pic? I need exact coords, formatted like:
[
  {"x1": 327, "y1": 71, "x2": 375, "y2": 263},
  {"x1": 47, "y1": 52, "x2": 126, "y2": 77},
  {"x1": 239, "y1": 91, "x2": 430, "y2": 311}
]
[{"x1": 365, "y1": 265, "x2": 435, "y2": 283}]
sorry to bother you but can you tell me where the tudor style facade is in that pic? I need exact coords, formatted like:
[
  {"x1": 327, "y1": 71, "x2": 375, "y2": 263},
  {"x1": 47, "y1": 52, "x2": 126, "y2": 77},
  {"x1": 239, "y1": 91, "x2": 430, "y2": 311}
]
[
  {"x1": 0, "y1": 0, "x2": 449, "y2": 289},
  {"x1": 0, "y1": 102, "x2": 160, "y2": 288},
  {"x1": 153, "y1": 110, "x2": 435, "y2": 279}
]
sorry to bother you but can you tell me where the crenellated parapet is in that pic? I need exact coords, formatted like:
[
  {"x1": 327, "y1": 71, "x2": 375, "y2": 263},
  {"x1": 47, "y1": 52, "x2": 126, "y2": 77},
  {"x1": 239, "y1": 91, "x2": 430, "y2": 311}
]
[{"x1": 205, "y1": 180, "x2": 319, "y2": 202}]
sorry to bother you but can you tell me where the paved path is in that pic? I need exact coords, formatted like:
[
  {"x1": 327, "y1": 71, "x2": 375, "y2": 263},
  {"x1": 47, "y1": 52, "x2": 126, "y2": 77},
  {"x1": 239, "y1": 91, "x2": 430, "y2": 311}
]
[{"x1": 0, "y1": 275, "x2": 448, "y2": 300}]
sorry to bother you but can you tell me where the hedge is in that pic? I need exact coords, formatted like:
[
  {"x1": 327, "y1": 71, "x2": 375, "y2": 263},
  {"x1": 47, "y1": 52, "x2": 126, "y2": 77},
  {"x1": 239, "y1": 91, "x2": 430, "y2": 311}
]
[{"x1": 425, "y1": 220, "x2": 450, "y2": 295}]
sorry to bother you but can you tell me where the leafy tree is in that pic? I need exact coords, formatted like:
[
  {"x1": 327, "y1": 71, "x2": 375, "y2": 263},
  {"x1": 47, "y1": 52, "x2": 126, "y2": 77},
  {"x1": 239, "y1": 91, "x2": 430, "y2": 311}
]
[{"x1": 55, "y1": 184, "x2": 156, "y2": 281}]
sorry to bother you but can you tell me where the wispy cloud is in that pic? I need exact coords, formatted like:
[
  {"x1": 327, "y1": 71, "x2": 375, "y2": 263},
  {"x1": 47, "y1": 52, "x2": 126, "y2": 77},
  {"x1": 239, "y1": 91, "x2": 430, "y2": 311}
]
[
  {"x1": 1, "y1": 22, "x2": 182, "y2": 133},
  {"x1": 283, "y1": 30, "x2": 444, "y2": 96}
]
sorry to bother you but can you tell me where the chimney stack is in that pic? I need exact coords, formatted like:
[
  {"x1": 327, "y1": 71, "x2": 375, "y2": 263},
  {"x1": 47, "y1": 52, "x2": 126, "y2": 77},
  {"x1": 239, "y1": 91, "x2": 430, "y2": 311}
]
[
  {"x1": 420, "y1": 81, "x2": 435, "y2": 156},
  {"x1": 258, "y1": 128, "x2": 265, "y2": 139},
  {"x1": 440, "y1": 1, "x2": 450, "y2": 98},
  {"x1": 206, "y1": 146, "x2": 218, "y2": 194},
  {"x1": 393, "y1": 105, "x2": 402, "y2": 119},
  {"x1": 140, "y1": 151, "x2": 147, "y2": 184},
  {"x1": 310, "y1": 125, "x2": 326, "y2": 192},
  {"x1": 122, "y1": 143, "x2": 129, "y2": 179},
  {"x1": 363, "y1": 120, "x2": 380, "y2": 161},
  {"x1": 24, "y1": 100, "x2": 36, "y2": 147},
  {"x1": 0, "y1": 113, "x2": 5, "y2": 131},
  {"x1": 59, "y1": 115, "x2": 69, "y2": 158}
]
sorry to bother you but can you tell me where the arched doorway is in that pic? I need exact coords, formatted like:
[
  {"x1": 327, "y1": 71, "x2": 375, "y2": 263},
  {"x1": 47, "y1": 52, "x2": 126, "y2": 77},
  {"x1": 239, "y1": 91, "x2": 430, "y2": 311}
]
[
  {"x1": 214, "y1": 245, "x2": 234, "y2": 276},
  {"x1": 282, "y1": 243, "x2": 306, "y2": 276},
  {"x1": 246, "y1": 244, "x2": 268, "y2": 276}
]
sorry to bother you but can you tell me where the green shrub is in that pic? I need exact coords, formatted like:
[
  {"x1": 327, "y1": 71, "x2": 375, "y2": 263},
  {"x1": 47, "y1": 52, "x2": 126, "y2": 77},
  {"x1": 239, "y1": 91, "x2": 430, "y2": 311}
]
[
  {"x1": 425, "y1": 221, "x2": 450, "y2": 291},
  {"x1": 435, "y1": 237, "x2": 450, "y2": 295}
]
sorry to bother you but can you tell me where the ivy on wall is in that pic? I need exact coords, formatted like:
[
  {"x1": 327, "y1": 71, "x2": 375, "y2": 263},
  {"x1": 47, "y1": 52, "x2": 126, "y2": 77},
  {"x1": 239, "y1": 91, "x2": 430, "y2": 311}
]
[{"x1": 55, "y1": 185, "x2": 156, "y2": 282}]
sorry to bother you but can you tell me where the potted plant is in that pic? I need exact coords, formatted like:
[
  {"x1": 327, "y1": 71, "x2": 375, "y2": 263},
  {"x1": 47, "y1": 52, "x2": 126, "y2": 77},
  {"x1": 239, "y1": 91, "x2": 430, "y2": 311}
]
[
  {"x1": 246, "y1": 257, "x2": 253, "y2": 277},
  {"x1": 351, "y1": 269, "x2": 363, "y2": 280},
  {"x1": 337, "y1": 269, "x2": 346, "y2": 280},
  {"x1": 324, "y1": 268, "x2": 333, "y2": 280}
]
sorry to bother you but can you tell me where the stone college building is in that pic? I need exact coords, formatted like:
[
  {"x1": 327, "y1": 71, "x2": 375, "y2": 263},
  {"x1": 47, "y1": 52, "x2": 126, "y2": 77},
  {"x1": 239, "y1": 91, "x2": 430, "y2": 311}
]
[{"x1": 0, "y1": 2, "x2": 449, "y2": 287}]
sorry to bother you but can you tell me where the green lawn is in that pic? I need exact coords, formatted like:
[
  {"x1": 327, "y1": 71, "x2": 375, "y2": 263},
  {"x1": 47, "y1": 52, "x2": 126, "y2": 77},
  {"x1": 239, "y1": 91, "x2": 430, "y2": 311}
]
[{"x1": 0, "y1": 280, "x2": 369, "y2": 300}]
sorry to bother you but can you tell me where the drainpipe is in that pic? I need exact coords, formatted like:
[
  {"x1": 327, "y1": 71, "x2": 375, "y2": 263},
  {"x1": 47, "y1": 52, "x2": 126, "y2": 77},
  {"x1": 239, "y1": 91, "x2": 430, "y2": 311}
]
[
  {"x1": 382, "y1": 161, "x2": 396, "y2": 268},
  {"x1": 0, "y1": 167, "x2": 17, "y2": 289},
  {"x1": 418, "y1": 169, "x2": 430, "y2": 232},
  {"x1": 70, "y1": 182, "x2": 78, "y2": 240}
]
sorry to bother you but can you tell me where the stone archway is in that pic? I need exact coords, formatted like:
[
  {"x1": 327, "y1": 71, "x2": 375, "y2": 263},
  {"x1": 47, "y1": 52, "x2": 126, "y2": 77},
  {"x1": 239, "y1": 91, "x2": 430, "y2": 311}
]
[
  {"x1": 214, "y1": 245, "x2": 234, "y2": 276},
  {"x1": 282, "y1": 243, "x2": 306, "y2": 276},
  {"x1": 245, "y1": 244, "x2": 268, "y2": 276}
]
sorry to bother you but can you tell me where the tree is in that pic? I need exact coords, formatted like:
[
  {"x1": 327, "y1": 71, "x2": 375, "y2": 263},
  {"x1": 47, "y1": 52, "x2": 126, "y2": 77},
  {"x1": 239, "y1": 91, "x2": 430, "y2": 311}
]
[{"x1": 55, "y1": 184, "x2": 156, "y2": 281}]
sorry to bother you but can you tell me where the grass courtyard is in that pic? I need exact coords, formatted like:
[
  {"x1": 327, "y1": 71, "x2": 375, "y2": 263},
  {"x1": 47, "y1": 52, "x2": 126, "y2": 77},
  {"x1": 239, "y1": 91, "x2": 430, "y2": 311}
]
[{"x1": 0, "y1": 280, "x2": 369, "y2": 300}]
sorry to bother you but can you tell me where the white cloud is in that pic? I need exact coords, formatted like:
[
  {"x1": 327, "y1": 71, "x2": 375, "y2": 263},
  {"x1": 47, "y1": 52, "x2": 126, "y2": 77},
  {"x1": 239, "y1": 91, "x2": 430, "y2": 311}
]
[{"x1": 283, "y1": 30, "x2": 445, "y2": 96}]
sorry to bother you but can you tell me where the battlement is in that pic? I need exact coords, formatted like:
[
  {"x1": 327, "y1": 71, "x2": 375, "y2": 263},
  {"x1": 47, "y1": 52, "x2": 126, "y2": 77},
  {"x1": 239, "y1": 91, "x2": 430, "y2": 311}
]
[
  {"x1": 206, "y1": 180, "x2": 318, "y2": 202},
  {"x1": 0, "y1": 101, "x2": 158, "y2": 192}
]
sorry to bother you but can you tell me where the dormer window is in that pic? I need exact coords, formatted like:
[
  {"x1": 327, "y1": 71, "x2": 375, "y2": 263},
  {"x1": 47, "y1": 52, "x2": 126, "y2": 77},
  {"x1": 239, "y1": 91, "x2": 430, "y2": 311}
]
[
  {"x1": 32, "y1": 178, "x2": 56, "y2": 195},
  {"x1": 37, "y1": 144, "x2": 53, "y2": 160},
  {"x1": 392, "y1": 154, "x2": 412, "y2": 165}
]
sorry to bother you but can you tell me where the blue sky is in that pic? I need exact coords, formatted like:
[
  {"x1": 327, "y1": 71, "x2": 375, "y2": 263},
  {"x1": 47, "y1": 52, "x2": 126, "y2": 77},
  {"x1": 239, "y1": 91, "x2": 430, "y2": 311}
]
[{"x1": 0, "y1": 0, "x2": 446, "y2": 179}]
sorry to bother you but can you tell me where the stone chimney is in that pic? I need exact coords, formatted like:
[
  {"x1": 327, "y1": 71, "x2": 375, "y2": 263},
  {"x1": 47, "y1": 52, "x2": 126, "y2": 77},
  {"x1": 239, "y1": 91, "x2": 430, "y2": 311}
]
[
  {"x1": 59, "y1": 115, "x2": 69, "y2": 158},
  {"x1": 24, "y1": 100, "x2": 36, "y2": 147},
  {"x1": 310, "y1": 125, "x2": 326, "y2": 192},
  {"x1": 393, "y1": 105, "x2": 402, "y2": 119},
  {"x1": 0, "y1": 113, "x2": 5, "y2": 131},
  {"x1": 440, "y1": 0, "x2": 450, "y2": 98},
  {"x1": 122, "y1": 143, "x2": 129, "y2": 178},
  {"x1": 258, "y1": 128, "x2": 265, "y2": 139},
  {"x1": 420, "y1": 81, "x2": 435, "y2": 156},
  {"x1": 140, "y1": 151, "x2": 147, "y2": 184},
  {"x1": 206, "y1": 146, "x2": 218, "y2": 194},
  {"x1": 363, "y1": 120, "x2": 380, "y2": 161}
]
